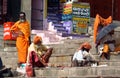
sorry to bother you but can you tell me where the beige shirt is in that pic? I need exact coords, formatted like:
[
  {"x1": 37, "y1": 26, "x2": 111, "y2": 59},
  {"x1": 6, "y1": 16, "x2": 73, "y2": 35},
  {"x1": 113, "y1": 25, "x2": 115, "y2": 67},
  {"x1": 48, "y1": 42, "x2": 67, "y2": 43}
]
[{"x1": 26, "y1": 43, "x2": 47, "y2": 63}]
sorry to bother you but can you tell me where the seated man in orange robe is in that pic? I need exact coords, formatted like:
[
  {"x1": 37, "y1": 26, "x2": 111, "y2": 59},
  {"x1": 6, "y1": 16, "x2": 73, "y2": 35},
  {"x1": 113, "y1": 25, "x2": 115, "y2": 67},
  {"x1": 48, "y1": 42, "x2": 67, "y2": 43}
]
[
  {"x1": 26, "y1": 35, "x2": 53, "y2": 67},
  {"x1": 10, "y1": 12, "x2": 31, "y2": 66},
  {"x1": 93, "y1": 14, "x2": 112, "y2": 43}
]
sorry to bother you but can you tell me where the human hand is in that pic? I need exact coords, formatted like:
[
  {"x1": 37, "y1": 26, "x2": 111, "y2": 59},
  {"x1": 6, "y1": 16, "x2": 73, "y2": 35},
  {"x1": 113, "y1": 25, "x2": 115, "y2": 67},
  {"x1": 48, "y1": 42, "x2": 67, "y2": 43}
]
[
  {"x1": 10, "y1": 30, "x2": 18, "y2": 37},
  {"x1": 18, "y1": 31, "x2": 24, "y2": 35},
  {"x1": 44, "y1": 63, "x2": 48, "y2": 67},
  {"x1": 11, "y1": 30, "x2": 15, "y2": 33}
]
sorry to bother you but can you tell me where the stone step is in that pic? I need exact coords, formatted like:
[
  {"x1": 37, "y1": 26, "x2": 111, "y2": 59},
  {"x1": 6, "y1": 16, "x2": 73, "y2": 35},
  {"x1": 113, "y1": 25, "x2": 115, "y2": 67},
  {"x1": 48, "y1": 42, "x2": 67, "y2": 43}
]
[
  {"x1": 2, "y1": 34, "x2": 120, "y2": 55},
  {"x1": 49, "y1": 54, "x2": 120, "y2": 67},
  {"x1": 0, "y1": 27, "x2": 3, "y2": 44},
  {"x1": 31, "y1": 30, "x2": 64, "y2": 44},
  {"x1": 1, "y1": 32, "x2": 120, "y2": 55},
  {"x1": 46, "y1": 38, "x2": 98, "y2": 54},
  {"x1": 0, "y1": 26, "x2": 3, "y2": 40},
  {"x1": 3, "y1": 46, "x2": 16, "y2": 52},
  {"x1": 0, "y1": 51, "x2": 18, "y2": 69},
  {"x1": 1, "y1": 51, "x2": 120, "y2": 69},
  {"x1": 1, "y1": 47, "x2": 120, "y2": 62},
  {"x1": 34, "y1": 66, "x2": 120, "y2": 77},
  {"x1": 1, "y1": 57, "x2": 18, "y2": 69}
]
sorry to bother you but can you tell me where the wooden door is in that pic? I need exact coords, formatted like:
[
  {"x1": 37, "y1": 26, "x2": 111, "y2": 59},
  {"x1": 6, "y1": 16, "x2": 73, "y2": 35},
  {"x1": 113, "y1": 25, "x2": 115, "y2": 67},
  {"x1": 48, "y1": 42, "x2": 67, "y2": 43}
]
[
  {"x1": 113, "y1": 0, "x2": 120, "y2": 20},
  {"x1": 93, "y1": 0, "x2": 112, "y2": 18},
  {"x1": 7, "y1": 0, "x2": 21, "y2": 22},
  {"x1": 78, "y1": 0, "x2": 113, "y2": 19}
]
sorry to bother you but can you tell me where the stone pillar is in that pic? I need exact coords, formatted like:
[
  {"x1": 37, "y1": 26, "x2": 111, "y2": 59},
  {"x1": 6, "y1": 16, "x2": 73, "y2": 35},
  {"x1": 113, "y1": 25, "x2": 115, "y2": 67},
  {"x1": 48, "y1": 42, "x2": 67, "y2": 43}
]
[{"x1": 20, "y1": 0, "x2": 31, "y2": 26}]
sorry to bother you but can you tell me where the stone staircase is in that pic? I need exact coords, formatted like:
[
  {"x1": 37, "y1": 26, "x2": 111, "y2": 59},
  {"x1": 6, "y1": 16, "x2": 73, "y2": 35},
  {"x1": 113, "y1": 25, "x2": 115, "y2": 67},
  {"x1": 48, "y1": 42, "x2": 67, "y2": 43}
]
[
  {"x1": 1, "y1": 37, "x2": 120, "y2": 77},
  {"x1": 0, "y1": 20, "x2": 120, "y2": 77},
  {"x1": 33, "y1": 38, "x2": 120, "y2": 77},
  {"x1": 34, "y1": 67, "x2": 120, "y2": 78}
]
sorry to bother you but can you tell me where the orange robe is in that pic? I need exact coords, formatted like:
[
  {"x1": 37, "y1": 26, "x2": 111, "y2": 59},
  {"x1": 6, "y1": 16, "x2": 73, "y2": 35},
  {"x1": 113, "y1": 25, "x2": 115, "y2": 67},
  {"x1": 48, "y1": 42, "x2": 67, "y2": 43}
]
[
  {"x1": 93, "y1": 14, "x2": 112, "y2": 43},
  {"x1": 10, "y1": 21, "x2": 30, "y2": 63}
]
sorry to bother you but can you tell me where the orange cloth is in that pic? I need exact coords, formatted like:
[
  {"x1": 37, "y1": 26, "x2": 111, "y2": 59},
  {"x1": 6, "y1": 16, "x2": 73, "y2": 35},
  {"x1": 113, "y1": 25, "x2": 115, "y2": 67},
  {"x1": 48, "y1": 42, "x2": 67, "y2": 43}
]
[
  {"x1": 114, "y1": 45, "x2": 120, "y2": 52},
  {"x1": 79, "y1": 42, "x2": 92, "y2": 50},
  {"x1": 33, "y1": 35, "x2": 42, "y2": 44},
  {"x1": 103, "y1": 44, "x2": 109, "y2": 53},
  {"x1": 93, "y1": 14, "x2": 112, "y2": 43},
  {"x1": 10, "y1": 21, "x2": 30, "y2": 63}
]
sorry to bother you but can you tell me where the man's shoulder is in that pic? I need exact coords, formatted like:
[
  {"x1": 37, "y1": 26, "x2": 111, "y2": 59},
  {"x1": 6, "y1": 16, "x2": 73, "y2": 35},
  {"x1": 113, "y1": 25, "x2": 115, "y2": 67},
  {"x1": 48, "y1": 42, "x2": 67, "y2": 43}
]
[
  {"x1": 14, "y1": 21, "x2": 20, "y2": 24},
  {"x1": 40, "y1": 44, "x2": 46, "y2": 47},
  {"x1": 74, "y1": 50, "x2": 82, "y2": 54},
  {"x1": 77, "y1": 50, "x2": 82, "y2": 53},
  {"x1": 25, "y1": 20, "x2": 30, "y2": 24},
  {"x1": 23, "y1": 20, "x2": 29, "y2": 24},
  {"x1": 29, "y1": 43, "x2": 34, "y2": 47}
]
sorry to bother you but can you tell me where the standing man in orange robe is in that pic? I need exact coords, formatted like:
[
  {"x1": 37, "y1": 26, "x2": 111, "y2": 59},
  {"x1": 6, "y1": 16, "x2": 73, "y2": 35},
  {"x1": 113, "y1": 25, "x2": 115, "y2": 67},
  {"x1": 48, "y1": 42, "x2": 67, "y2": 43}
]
[{"x1": 10, "y1": 12, "x2": 31, "y2": 66}]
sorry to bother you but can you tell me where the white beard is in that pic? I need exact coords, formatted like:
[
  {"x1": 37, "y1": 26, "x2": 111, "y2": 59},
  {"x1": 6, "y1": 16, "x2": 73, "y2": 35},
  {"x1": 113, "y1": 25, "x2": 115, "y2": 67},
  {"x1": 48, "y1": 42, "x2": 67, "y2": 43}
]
[{"x1": 20, "y1": 19, "x2": 25, "y2": 22}]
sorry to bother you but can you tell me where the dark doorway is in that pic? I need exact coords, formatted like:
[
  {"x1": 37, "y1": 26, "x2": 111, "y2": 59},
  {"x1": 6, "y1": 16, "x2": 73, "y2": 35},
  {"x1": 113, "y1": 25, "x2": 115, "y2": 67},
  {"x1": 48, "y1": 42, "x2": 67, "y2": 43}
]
[
  {"x1": 0, "y1": 0, "x2": 4, "y2": 24},
  {"x1": 78, "y1": 0, "x2": 112, "y2": 19},
  {"x1": 7, "y1": 0, "x2": 21, "y2": 22},
  {"x1": 113, "y1": 0, "x2": 120, "y2": 21}
]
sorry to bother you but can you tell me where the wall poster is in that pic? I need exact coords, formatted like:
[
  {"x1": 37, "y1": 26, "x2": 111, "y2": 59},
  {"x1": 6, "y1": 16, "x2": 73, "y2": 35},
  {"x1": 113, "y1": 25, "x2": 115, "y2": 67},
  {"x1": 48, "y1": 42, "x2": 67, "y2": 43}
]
[{"x1": 72, "y1": 2, "x2": 90, "y2": 34}]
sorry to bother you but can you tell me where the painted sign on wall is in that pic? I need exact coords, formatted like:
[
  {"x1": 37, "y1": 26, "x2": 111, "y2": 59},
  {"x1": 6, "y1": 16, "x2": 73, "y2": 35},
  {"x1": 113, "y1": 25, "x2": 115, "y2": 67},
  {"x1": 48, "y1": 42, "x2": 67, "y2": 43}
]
[
  {"x1": 72, "y1": 2, "x2": 90, "y2": 34},
  {"x1": 62, "y1": 2, "x2": 72, "y2": 21}
]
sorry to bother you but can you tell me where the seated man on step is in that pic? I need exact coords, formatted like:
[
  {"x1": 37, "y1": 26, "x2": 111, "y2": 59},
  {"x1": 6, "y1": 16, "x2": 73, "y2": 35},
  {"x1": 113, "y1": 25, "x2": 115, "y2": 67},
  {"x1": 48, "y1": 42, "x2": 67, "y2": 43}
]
[
  {"x1": 26, "y1": 35, "x2": 53, "y2": 67},
  {"x1": 71, "y1": 42, "x2": 98, "y2": 67}
]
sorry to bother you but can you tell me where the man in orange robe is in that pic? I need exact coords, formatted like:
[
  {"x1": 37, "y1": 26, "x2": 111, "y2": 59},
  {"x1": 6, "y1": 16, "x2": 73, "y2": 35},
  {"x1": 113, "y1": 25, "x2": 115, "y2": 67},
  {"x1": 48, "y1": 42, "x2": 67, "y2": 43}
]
[
  {"x1": 10, "y1": 12, "x2": 31, "y2": 66},
  {"x1": 93, "y1": 14, "x2": 112, "y2": 43}
]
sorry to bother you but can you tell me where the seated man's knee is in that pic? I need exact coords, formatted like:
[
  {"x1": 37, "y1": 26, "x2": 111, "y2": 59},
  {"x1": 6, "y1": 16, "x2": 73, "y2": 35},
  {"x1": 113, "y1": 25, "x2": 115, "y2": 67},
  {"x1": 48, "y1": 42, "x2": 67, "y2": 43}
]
[
  {"x1": 49, "y1": 48, "x2": 53, "y2": 51},
  {"x1": 71, "y1": 59, "x2": 78, "y2": 67}
]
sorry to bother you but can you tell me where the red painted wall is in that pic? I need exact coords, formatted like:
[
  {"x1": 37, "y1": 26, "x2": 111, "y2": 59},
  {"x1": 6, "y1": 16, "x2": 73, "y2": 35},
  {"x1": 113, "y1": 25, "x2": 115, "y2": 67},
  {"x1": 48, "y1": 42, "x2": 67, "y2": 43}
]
[
  {"x1": 78, "y1": 0, "x2": 120, "y2": 21},
  {"x1": 114, "y1": 0, "x2": 120, "y2": 20}
]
